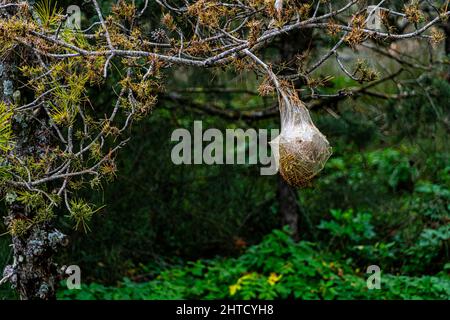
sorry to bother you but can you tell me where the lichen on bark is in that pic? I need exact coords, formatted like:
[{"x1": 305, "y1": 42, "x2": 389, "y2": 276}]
[{"x1": 0, "y1": 0, "x2": 67, "y2": 300}]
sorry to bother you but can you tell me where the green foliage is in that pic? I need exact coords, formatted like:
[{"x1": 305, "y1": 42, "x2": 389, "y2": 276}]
[
  {"x1": 58, "y1": 228, "x2": 450, "y2": 300},
  {"x1": 404, "y1": 225, "x2": 450, "y2": 273},
  {"x1": 0, "y1": 102, "x2": 13, "y2": 185},
  {"x1": 318, "y1": 209, "x2": 375, "y2": 243},
  {"x1": 51, "y1": 101, "x2": 449, "y2": 285},
  {"x1": 34, "y1": 0, "x2": 63, "y2": 29},
  {"x1": 67, "y1": 199, "x2": 103, "y2": 233},
  {"x1": 1, "y1": 0, "x2": 449, "y2": 301},
  {"x1": 0, "y1": 102, "x2": 12, "y2": 153},
  {"x1": 384, "y1": 77, "x2": 450, "y2": 147},
  {"x1": 4, "y1": 191, "x2": 56, "y2": 237},
  {"x1": 7, "y1": 218, "x2": 32, "y2": 237}
]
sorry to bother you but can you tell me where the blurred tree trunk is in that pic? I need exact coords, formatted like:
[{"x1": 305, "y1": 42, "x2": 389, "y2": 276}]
[
  {"x1": 276, "y1": 29, "x2": 313, "y2": 240},
  {"x1": 443, "y1": 21, "x2": 450, "y2": 53},
  {"x1": 444, "y1": 22, "x2": 450, "y2": 81},
  {"x1": 277, "y1": 176, "x2": 300, "y2": 240}
]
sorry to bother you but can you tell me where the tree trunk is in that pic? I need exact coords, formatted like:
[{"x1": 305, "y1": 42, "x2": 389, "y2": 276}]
[
  {"x1": 6, "y1": 211, "x2": 65, "y2": 300},
  {"x1": 277, "y1": 176, "x2": 300, "y2": 240},
  {"x1": 275, "y1": 28, "x2": 314, "y2": 239},
  {"x1": 1, "y1": 2, "x2": 66, "y2": 300},
  {"x1": 443, "y1": 22, "x2": 450, "y2": 81}
]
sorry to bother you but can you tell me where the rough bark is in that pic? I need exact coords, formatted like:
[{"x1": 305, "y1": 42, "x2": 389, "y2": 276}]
[
  {"x1": 4, "y1": 214, "x2": 66, "y2": 300},
  {"x1": 1, "y1": 1, "x2": 67, "y2": 300}
]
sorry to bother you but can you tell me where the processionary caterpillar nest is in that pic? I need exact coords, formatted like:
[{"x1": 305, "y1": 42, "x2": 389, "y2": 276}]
[{"x1": 271, "y1": 88, "x2": 332, "y2": 187}]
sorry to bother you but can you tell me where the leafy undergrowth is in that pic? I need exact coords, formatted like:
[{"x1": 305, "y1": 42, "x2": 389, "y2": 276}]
[
  {"x1": 58, "y1": 228, "x2": 450, "y2": 300},
  {"x1": 58, "y1": 147, "x2": 450, "y2": 300}
]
